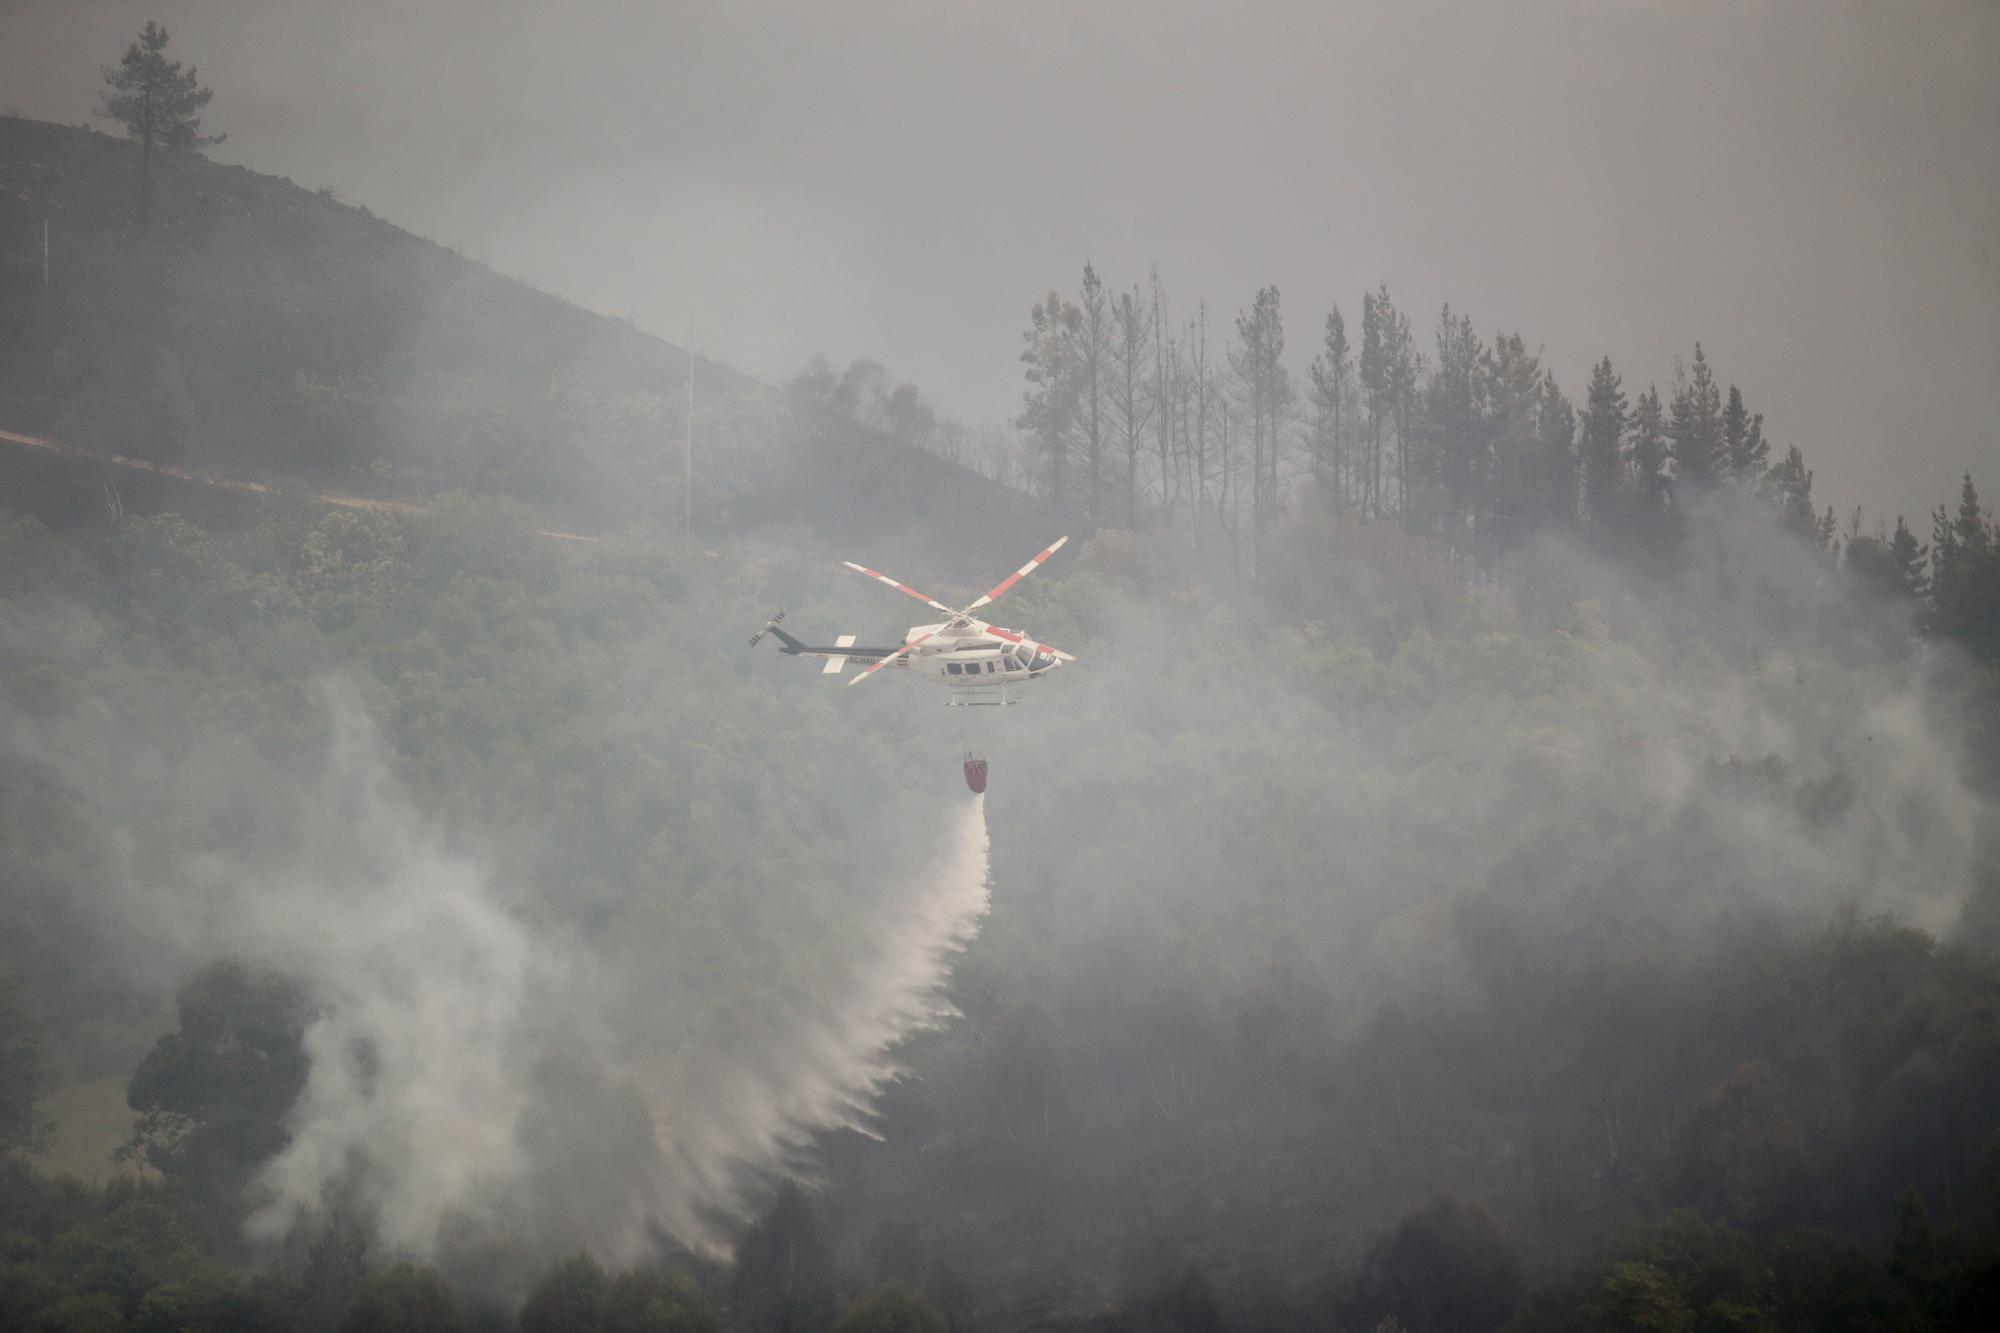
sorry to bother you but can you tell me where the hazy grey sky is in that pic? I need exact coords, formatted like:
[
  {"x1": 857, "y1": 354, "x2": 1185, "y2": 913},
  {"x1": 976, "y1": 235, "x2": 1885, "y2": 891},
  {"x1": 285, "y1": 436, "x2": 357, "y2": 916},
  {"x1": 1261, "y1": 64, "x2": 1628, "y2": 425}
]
[{"x1": 6, "y1": 0, "x2": 1995, "y2": 526}]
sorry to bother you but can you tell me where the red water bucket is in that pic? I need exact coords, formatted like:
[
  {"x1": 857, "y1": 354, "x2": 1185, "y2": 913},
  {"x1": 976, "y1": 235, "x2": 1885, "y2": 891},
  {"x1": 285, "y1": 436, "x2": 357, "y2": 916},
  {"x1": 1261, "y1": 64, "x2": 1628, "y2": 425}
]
[{"x1": 963, "y1": 756, "x2": 988, "y2": 794}]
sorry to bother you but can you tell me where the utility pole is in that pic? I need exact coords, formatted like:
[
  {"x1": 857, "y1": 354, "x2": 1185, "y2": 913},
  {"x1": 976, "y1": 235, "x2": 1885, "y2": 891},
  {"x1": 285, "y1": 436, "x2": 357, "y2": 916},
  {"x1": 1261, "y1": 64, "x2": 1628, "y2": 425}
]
[{"x1": 685, "y1": 321, "x2": 694, "y2": 545}]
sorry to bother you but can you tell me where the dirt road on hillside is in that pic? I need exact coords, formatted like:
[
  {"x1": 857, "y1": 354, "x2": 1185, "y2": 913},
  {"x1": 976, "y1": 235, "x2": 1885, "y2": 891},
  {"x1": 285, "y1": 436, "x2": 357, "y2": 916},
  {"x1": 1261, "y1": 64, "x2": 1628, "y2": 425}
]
[{"x1": 0, "y1": 426, "x2": 601, "y2": 543}]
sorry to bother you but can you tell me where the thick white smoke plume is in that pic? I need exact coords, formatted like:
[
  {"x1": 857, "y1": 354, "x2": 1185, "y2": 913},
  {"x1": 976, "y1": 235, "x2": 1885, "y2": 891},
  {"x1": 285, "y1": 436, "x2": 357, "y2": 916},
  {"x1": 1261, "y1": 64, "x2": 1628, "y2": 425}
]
[
  {"x1": 239, "y1": 700, "x2": 546, "y2": 1255},
  {"x1": 230, "y1": 697, "x2": 993, "y2": 1265},
  {"x1": 1, "y1": 659, "x2": 992, "y2": 1271}
]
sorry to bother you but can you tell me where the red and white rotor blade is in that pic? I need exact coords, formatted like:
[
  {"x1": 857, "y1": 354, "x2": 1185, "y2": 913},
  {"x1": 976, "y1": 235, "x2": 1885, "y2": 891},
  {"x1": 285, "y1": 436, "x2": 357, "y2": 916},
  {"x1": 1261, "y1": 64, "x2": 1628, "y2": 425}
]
[
  {"x1": 964, "y1": 536, "x2": 1068, "y2": 613},
  {"x1": 841, "y1": 561, "x2": 955, "y2": 616},
  {"x1": 846, "y1": 628, "x2": 938, "y2": 687}
]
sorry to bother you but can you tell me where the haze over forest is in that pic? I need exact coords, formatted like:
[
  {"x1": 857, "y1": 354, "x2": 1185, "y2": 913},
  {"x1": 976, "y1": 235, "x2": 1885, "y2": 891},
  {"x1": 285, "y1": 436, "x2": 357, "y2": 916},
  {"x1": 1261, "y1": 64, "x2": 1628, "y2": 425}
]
[
  {"x1": 3, "y1": 0, "x2": 1995, "y2": 528},
  {"x1": 2, "y1": 5, "x2": 2000, "y2": 1333}
]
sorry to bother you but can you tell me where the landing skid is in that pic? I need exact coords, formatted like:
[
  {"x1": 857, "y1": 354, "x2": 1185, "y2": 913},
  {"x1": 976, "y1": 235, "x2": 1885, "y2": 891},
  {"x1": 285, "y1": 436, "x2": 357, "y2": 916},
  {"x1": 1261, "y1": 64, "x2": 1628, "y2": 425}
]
[{"x1": 946, "y1": 690, "x2": 1021, "y2": 707}]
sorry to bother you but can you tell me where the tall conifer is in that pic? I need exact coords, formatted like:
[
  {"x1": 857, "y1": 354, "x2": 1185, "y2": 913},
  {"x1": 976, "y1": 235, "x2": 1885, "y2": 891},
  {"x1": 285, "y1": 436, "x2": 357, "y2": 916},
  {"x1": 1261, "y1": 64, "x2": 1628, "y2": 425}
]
[
  {"x1": 98, "y1": 22, "x2": 223, "y2": 224},
  {"x1": 1668, "y1": 344, "x2": 1725, "y2": 490},
  {"x1": 1579, "y1": 357, "x2": 1629, "y2": 547}
]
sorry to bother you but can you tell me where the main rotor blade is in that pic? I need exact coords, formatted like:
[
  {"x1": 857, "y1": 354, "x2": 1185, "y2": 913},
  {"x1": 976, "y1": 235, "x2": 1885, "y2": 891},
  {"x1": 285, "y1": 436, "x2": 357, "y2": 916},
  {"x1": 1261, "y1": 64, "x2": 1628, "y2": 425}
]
[
  {"x1": 846, "y1": 628, "x2": 939, "y2": 686},
  {"x1": 841, "y1": 561, "x2": 955, "y2": 616},
  {"x1": 964, "y1": 536, "x2": 1068, "y2": 613}
]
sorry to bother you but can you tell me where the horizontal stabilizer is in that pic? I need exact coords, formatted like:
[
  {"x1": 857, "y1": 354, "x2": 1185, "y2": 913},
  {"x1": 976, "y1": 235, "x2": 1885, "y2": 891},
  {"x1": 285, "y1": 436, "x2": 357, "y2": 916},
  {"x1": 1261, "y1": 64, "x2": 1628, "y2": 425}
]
[{"x1": 821, "y1": 634, "x2": 857, "y2": 674}]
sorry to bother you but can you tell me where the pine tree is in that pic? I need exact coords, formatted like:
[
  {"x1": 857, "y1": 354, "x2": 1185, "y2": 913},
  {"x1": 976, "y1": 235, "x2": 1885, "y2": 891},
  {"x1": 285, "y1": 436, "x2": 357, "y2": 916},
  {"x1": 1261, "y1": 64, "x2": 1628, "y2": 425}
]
[
  {"x1": 1111, "y1": 284, "x2": 1155, "y2": 528},
  {"x1": 1890, "y1": 515, "x2": 1929, "y2": 600},
  {"x1": 1627, "y1": 385, "x2": 1675, "y2": 569},
  {"x1": 1359, "y1": 290, "x2": 1387, "y2": 518},
  {"x1": 1019, "y1": 292, "x2": 1082, "y2": 509},
  {"x1": 1077, "y1": 264, "x2": 1113, "y2": 522},
  {"x1": 1667, "y1": 343, "x2": 1725, "y2": 490},
  {"x1": 1929, "y1": 473, "x2": 1997, "y2": 652},
  {"x1": 1384, "y1": 290, "x2": 1418, "y2": 527},
  {"x1": 1930, "y1": 500, "x2": 1960, "y2": 628},
  {"x1": 1426, "y1": 308, "x2": 1485, "y2": 545},
  {"x1": 1151, "y1": 268, "x2": 1181, "y2": 530},
  {"x1": 1229, "y1": 286, "x2": 1291, "y2": 568},
  {"x1": 1480, "y1": 332, "x2": 1543, "y2": 566},
  {"x1": 1579, "y1": 357, "x2": 1628, "y2": 548},
  {"x1": 1764, "y1": 445, "x2": 1820, "y2": 542},
  {"x1": 1307, "y1": 306, "x2": 1351, "y2": 509},
  {"x1": 1721, "y1": 384, "x2": 1768, "y2": 483},
  {"x1": 1954, "y1": 471, "x2": 1991, "y2": 559},
  {"x1": 1535, "y1": 371, "x2": 1578, "y2": 530},
  {"x1": 97, "y1": 22, "x2": 223, "y2": 225}
]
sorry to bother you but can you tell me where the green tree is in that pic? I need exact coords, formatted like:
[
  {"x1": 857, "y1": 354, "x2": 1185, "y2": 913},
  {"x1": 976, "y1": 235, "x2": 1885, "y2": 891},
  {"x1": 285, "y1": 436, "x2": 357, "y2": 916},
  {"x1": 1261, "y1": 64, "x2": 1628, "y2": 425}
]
[
  {"x1": 1359, "y1": 287, "x2": 1389, "y2": 518},
  {"x1": 1763, "y1": 446, "x2": 1820, "y2": 545},
  {"x1": 1308, "y1": 305, "x2": 1353, "y2": 510},
  {"x1": 1340, "y1": 1195, "x2": 1522, "y2": 1333},
  {"x1": 1231, "y1": 284, "x2": 1292, "y2": 562},
  {"x1": 1667, "y1": 343, "x2": 1725, "y2": 491},
  {"x1": 1579, "y1": 356, "x2": 1628, "y2": 550},
  {"x1": 732, "y1": 1182, "x2": 836, "y2": 1333},
  {"x1": 0, "y1": 970, "x2": 52, "y2": 1160},
  {"x1": 828, "y1": 1281, "x2": 950, "y2": 1333},
  {"x1": 134, "y1": 1272, "x2": 292, "y2": 1332},
  {"x1": 1594, "y1": 1261, "x2": 1693, "y2": 1333},
  {"x1": 1078, "y1": 263, "x2": 1113, "y2": 522},
  {"x1": 1768, "y1": 1229, "x2": 1898, "y2": 1332},
  {"x1": 1107, "y1": 1260, "x2": 1222, "y2": 1333},
  {"x1": 97, "y1": 22, "x2": 223, "y2": 224},
  {"x1": 122, "y1": 960, "x2": 311, "y2": 1204},
  {"x1": 1721, "y1": 384, "x2": 1768, "y2": 483},
  {"x1": 1627, "y1": 383, "x2": 1673, "y2": 558},
  {"x1": 521, "y1": 1254, "x2": 611, "y2": 1333},
  {"x1": 1884, "y1": 1187, "x2": 1939, "y2": 1294},
  {"x1": 1890, "y1": 515, "x2": 1929, "y2": 600},
  {"x1": 1928, "y1": 474, "x2": 1998, "y2": 654},
  {"x1": 602, "y1": 1267, "x2": 723, "y2": 1333},
  {"x1": 1019, "y1": 292, "x2": 1083, "y2": 510},
  {"x1": 1665, "y1": 1062, "x2": 1812, "y2": 1231},
  {"x1": 340, "y1": 1263, "x2": 468, "y2": 1333},
  {"x1": 1111, "y1": 282, "x2": 1155, "y2": 529},
  {"x1": 1844, "y1": 528, "x2": 1905, "y2": 601},
  {"x1": 1534, "y1": 370, "x2": 1579, "y2": 531}
]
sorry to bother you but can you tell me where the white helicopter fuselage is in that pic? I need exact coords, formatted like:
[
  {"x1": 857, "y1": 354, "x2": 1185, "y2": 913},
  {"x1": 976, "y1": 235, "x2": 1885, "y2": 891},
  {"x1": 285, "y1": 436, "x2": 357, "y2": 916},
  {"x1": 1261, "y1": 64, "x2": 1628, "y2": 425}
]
[{"x1": 897, "y1": 622, "x2": 1064, "y2": 699}]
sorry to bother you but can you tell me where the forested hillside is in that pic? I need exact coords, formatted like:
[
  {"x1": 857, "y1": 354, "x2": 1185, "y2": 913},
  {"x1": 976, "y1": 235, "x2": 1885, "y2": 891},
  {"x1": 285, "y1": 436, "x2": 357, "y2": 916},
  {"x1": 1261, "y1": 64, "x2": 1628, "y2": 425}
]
[{"x1": 3, "y1": 101, "x2": 2000, "y2": 1333}]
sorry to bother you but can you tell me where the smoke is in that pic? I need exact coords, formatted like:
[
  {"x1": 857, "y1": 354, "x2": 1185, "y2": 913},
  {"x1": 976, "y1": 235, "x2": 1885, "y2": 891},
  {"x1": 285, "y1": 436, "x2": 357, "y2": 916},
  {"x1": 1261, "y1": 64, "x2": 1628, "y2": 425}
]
[
  {"x1": 244, "y1": 705, "x2": 989, "y2": 1269},
  {"x1": 1, "y1": 637, "x2": 993, "y2": 1273},
  {"x1": 996, "y1": 497, "x2": 1994, "y2": 1016},
  {"x1": 236, "y1": 695, "x2": 547, "y2": 1256}
]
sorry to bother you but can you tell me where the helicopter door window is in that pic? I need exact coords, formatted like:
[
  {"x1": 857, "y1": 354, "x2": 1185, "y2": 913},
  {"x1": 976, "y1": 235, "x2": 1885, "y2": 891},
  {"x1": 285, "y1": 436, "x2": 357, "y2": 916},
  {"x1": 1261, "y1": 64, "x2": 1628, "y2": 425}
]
[{"x1": 946, "y1": 662, "x2": 962, "y2": 675}]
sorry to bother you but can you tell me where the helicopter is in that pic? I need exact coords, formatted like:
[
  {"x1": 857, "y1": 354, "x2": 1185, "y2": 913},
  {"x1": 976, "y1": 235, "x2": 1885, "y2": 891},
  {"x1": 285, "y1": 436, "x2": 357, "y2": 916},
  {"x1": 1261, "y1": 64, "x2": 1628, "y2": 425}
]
[{"x1": 749, "y1": 536, "x2": 1076, "y2": 709}]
